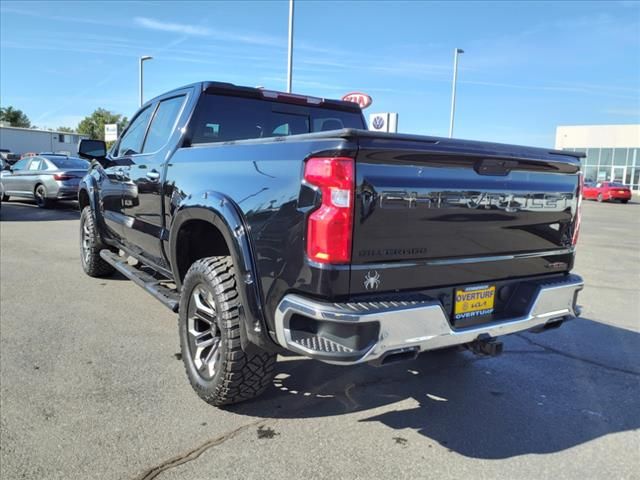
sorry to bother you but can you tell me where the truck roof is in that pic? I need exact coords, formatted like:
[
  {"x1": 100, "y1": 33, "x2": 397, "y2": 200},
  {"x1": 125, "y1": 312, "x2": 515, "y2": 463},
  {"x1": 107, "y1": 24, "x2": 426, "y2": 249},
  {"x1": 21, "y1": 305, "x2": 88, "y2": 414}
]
[{"x1": 146, "y1": 81, "x2": 362, "y2": 113}]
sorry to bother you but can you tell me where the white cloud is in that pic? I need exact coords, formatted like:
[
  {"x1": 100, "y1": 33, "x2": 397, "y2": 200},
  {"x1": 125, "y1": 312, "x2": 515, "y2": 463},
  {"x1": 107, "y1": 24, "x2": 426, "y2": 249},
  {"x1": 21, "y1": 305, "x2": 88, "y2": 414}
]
[
  {"x1": 604, "y1": 107, "x2": 640, "y2": 118},
  {"x1": 460, "y1": 79, "x2": 640, "y2": 100},
  {"x1": 134, "y1": 17, "x2": 211, "y2": 36},
  {"x1": 133, "y1": 17, "x2": 284, "y2": 47}
]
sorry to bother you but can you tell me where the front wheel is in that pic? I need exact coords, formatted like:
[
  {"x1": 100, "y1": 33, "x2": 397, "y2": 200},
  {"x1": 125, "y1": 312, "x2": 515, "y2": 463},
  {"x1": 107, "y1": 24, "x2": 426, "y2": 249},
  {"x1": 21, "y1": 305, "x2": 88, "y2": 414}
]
[
  {"x1": 79, "y1": 206, "x2": 115, "y2": 277},
  {"x1": 179, "y1": 256, "x2": 276, "y2": 406}
]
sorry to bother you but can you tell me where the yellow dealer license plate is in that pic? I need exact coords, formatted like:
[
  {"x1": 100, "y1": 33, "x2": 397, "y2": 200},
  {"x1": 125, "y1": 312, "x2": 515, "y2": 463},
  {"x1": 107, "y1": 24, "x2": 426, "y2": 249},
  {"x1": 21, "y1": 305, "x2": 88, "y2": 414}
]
[{"x1": 454, "y1": 285, "x2": 496, "y2": 320}]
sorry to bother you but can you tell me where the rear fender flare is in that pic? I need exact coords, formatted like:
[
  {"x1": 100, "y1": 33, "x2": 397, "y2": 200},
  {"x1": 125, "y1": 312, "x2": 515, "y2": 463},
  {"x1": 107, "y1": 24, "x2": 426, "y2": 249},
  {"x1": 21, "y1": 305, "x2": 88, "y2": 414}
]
[{"x1": 169, "y1": 193, "x2": 275, "y2": 352}]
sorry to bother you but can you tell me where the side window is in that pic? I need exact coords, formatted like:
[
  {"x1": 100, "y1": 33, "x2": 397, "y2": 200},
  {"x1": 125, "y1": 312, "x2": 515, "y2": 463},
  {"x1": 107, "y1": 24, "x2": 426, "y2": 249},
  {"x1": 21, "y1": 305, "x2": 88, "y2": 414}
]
[
  {"x1": 11, "y1": 159, "x2": 29, "y2": 171},
  {"x1": 142, "y1": 96, "x2": 186, "y2": 153},
  {"x1": 116, "y1": 106, "x2": 153, "y2": 157},
  {"x1": 28, "y1": 158, "x2": 42, "y2": 170}
]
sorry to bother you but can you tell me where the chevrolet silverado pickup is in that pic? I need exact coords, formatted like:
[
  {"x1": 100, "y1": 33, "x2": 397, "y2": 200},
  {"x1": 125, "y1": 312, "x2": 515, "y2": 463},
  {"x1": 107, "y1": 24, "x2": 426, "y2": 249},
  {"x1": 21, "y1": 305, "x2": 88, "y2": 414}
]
[{"x1": 77, "y1": 81, "x2": 584, "y2": 406}]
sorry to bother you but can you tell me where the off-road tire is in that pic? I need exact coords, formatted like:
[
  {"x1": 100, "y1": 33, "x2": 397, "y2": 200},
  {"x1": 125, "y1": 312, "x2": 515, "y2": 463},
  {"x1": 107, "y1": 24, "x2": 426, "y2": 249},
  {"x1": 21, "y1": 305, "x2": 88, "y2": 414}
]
[
  {"x1": 79, "y1": 206, "x2": 115, "y2": 277},
  {"x1": 179, "y1": 256, "x2": 276, "y2": 406},
  {"x1": 34, "y1": 184, "x2": 51, "y2": 208}
]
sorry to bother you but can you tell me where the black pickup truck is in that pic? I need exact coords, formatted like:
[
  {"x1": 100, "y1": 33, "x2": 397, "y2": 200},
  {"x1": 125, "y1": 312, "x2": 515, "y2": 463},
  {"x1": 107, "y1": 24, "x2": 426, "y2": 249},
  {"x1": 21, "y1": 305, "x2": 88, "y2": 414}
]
[{"x1": 77, "y1": 81, "x2": 584, "y2": 406}]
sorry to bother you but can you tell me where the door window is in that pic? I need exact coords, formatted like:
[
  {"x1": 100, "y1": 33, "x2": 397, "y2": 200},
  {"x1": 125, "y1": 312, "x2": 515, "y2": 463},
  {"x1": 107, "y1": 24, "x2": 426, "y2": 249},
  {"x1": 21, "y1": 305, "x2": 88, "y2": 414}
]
[
  {"x1": 28, "y1": 158, "x2": 42, "y2": 171},
  {"x1": 142, "y1": 96, "x2": 186, "y2": 153},
  {"x1": 115, "y1": 106, "x2": 153, "y2": 157},
  {"x1": 11, "y1": 159, "x2": 29, "y2": 171}
]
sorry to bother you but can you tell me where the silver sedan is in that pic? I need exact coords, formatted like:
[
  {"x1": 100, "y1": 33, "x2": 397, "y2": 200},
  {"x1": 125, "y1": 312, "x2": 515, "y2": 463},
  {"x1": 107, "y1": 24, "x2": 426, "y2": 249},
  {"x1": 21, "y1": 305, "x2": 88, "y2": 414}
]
[{"x1": 0, "y1": 154, "x2": 90, "y2": 208}]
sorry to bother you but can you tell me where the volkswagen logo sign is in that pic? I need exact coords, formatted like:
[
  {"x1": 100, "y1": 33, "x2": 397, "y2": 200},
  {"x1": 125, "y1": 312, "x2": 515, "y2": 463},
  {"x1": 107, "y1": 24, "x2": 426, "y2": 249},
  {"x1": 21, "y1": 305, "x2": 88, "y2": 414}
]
[{"x1": 372, "y1": 116, "x2": 385, "y2": 130}]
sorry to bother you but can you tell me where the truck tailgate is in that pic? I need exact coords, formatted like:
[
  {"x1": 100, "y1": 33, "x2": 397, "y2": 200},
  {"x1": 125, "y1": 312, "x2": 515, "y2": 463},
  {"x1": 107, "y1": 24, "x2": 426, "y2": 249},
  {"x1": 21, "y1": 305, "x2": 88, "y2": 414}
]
[{"x1": 350, "y1": 133, "x2": 581, "y2": 294}]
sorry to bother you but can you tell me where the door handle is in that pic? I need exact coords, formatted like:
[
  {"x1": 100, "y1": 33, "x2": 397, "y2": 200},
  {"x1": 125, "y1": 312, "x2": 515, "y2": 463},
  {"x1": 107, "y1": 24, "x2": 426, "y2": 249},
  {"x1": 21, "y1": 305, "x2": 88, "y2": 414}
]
[{"x1": 146, "y1": 170, "x2": 160, "y2": 181}]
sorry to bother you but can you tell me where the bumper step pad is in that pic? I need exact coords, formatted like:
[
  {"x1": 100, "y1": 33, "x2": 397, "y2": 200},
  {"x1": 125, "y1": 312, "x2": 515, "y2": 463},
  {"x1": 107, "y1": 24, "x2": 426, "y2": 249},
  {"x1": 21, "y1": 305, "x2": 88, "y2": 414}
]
[{"x1": 290, "y1": 332, "x2": 355, "y2": 354}]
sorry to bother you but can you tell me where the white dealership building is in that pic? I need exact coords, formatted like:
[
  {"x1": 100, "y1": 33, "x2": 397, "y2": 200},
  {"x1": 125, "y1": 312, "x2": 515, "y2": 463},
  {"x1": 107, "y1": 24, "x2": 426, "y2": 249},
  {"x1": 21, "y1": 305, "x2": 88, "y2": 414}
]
[
  {"x1": 555, "y1": 124, "x2": 640, "y2": 190},
  {"x1": 0, "y1": 125, "x2": 88, "y2": 156}
]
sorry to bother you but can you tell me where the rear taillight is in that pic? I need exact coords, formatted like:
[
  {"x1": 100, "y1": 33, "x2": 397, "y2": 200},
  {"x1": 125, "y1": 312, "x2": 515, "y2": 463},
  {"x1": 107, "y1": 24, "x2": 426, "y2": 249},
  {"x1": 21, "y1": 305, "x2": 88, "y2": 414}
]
[
  {"x1": 304, "y1": 157, "x2": 355, "y2": 264},
  {"x1": 572, "y1": 173, "x2": 583, "y2": 246},
  {"x1": 53, "y1": 173, "x2": 74, "y2": 181}
]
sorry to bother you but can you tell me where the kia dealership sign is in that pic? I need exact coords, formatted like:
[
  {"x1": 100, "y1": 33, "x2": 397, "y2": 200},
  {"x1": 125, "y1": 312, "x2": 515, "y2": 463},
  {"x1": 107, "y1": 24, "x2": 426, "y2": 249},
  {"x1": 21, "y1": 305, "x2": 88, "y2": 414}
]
[{"x1": 341, "y1": 92, "x2": 372, "y2": 109}]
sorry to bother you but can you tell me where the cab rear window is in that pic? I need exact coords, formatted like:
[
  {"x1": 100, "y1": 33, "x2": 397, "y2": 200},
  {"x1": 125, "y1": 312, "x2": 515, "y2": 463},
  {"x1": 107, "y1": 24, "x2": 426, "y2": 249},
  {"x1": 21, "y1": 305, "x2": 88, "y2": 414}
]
[{"x1": 190, "y1": 94, "x2": 365, "y2": 144}]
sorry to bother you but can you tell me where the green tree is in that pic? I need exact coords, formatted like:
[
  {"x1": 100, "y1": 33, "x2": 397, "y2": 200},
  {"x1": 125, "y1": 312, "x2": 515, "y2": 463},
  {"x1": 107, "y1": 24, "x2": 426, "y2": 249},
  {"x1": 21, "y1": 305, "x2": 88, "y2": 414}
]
[
  {"x1": 0, "y1": 106, "x2": 31, "y2": 128},
  {"x1": 57, "y1": 126, "x2": 75, "y2": 133},
  {"x1": 77, "y1": 108, "x2": 128, "y2": 141}
]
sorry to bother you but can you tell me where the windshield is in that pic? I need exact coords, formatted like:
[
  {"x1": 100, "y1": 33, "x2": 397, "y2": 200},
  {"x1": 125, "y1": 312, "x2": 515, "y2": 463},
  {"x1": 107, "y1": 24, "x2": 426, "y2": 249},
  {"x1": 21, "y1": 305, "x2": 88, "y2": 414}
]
[
  {"x1": 608, "y1": 182, "x2": 627, "y2": 187},
  {"x1": 45, "y1": 156, "x2": 89, "y2": 169}
]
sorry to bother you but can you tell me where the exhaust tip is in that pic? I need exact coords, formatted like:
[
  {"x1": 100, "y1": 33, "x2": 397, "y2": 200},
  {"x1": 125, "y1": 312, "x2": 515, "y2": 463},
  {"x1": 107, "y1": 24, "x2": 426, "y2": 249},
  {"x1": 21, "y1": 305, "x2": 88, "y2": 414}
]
[{"x1": 371, "y1": 347, "x2": 420, "y2": 367}]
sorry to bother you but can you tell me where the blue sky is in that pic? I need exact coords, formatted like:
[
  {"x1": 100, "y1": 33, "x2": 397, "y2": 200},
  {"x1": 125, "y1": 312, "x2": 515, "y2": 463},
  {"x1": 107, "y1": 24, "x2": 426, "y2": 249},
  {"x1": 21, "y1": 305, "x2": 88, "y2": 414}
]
[{"x1": 1, "y1": 0, "x2": 639, "y2": 146}]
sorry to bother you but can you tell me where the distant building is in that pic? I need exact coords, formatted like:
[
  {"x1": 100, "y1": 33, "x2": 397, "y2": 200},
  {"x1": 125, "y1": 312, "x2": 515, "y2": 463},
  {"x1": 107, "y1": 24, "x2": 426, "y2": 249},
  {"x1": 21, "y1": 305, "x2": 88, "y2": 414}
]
[
  {"x1": 555, "y1": 124, "x2": 640, "y2": 191},
  {"x1": 0, "y1": 126, "x2": 89, "y2": 156}
]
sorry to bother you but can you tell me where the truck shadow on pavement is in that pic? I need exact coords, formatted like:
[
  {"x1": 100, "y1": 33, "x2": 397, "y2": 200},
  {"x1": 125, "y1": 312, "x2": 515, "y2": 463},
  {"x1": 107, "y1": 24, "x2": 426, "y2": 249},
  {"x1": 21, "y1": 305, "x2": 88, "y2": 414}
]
[
  {"x1": 232, "y1": 318, "x2": 640, "y2": 459},
  {"x1": 0, "y1": 200, "x2": 79, "y2": 221}
]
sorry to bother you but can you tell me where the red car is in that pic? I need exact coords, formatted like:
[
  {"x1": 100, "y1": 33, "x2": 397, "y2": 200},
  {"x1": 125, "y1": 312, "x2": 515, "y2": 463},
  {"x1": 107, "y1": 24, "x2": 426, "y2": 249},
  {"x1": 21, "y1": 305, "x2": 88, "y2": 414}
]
[{"x1": 583, "y1": 181, "x2": 632, "y2": 203}]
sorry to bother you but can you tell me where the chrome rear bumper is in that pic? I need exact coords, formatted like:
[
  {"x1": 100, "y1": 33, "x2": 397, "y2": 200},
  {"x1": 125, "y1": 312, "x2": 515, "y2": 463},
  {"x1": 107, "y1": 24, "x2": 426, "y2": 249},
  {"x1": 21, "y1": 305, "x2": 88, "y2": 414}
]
[{"x1": 275, "y1": 274, "x2": 583, "y2": 365}]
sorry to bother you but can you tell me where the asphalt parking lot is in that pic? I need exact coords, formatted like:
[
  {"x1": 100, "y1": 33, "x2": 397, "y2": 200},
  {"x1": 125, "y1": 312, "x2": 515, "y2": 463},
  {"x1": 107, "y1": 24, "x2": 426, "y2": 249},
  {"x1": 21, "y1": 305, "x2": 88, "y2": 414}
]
[{"x1": 1, "y1": 198, "x2": 639, "y2": 480}]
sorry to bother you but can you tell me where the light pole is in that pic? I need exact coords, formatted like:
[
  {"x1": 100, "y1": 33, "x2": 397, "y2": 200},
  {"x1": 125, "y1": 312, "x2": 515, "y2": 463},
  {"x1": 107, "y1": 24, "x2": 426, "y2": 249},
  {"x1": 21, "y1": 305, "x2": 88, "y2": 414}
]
[
  {"x1": 448, "y1": 48, "x2": 464, "y2": 138},
  {"x1": 286, "y1": 0, "x2": 294, "y2": 93},
  {"x1": 139, "y1": 55, "x2": 153, "y2": 107}
]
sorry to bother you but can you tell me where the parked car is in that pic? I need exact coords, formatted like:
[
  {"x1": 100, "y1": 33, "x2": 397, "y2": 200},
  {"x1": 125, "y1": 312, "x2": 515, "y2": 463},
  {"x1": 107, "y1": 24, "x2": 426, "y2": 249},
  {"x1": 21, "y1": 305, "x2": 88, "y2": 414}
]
[
  {"x1": 77, "y1": 81, "x2": 584, "y2": 407},
  {"x1": 0, "y1": 149, "x2": 21, "y2": 165},
  {"x1": 583, "y1": 181, "x2": 632, "y2": 203},
  {"x1": 39, "y1": 151, "x2": 72, "y2": 156},
  {"x1": 0, "y1": 154, "x2": 89, "y2": 207},
  {"x1": 0, "y1": 158, "x2": 6, "y2": 208}
]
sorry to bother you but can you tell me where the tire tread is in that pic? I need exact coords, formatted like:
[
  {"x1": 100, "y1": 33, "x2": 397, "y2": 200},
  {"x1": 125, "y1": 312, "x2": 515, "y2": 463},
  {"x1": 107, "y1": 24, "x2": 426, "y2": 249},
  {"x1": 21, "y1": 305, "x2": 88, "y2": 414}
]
[
  {"x1": 179, "y1": 256, "x2": 276, "y2": 406},
  {"x1": 80, "y1": 206, "x2": 115, "y2": 277}
]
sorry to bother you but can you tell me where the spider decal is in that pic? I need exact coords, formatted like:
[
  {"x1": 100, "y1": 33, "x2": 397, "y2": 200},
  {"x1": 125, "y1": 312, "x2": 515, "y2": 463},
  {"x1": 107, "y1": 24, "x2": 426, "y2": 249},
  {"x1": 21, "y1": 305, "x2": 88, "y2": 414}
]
[{"x1": 364, "y1": 270, "x2": 381, "y2": 290}]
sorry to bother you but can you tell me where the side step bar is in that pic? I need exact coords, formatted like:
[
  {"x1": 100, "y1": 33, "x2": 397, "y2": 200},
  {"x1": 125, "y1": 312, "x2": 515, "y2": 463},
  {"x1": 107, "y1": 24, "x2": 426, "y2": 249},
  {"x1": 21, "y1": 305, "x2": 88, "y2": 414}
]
[{"x1": 99, "y1": 250, "x2": 180, "y2": 312}]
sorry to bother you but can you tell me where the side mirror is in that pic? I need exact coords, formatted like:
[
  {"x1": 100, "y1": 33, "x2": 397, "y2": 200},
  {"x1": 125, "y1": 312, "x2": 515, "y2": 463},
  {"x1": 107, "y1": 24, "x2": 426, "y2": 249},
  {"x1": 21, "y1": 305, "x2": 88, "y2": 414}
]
[{"x1": 78, "y1": 139, "x2": 107, "y2": 161}]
